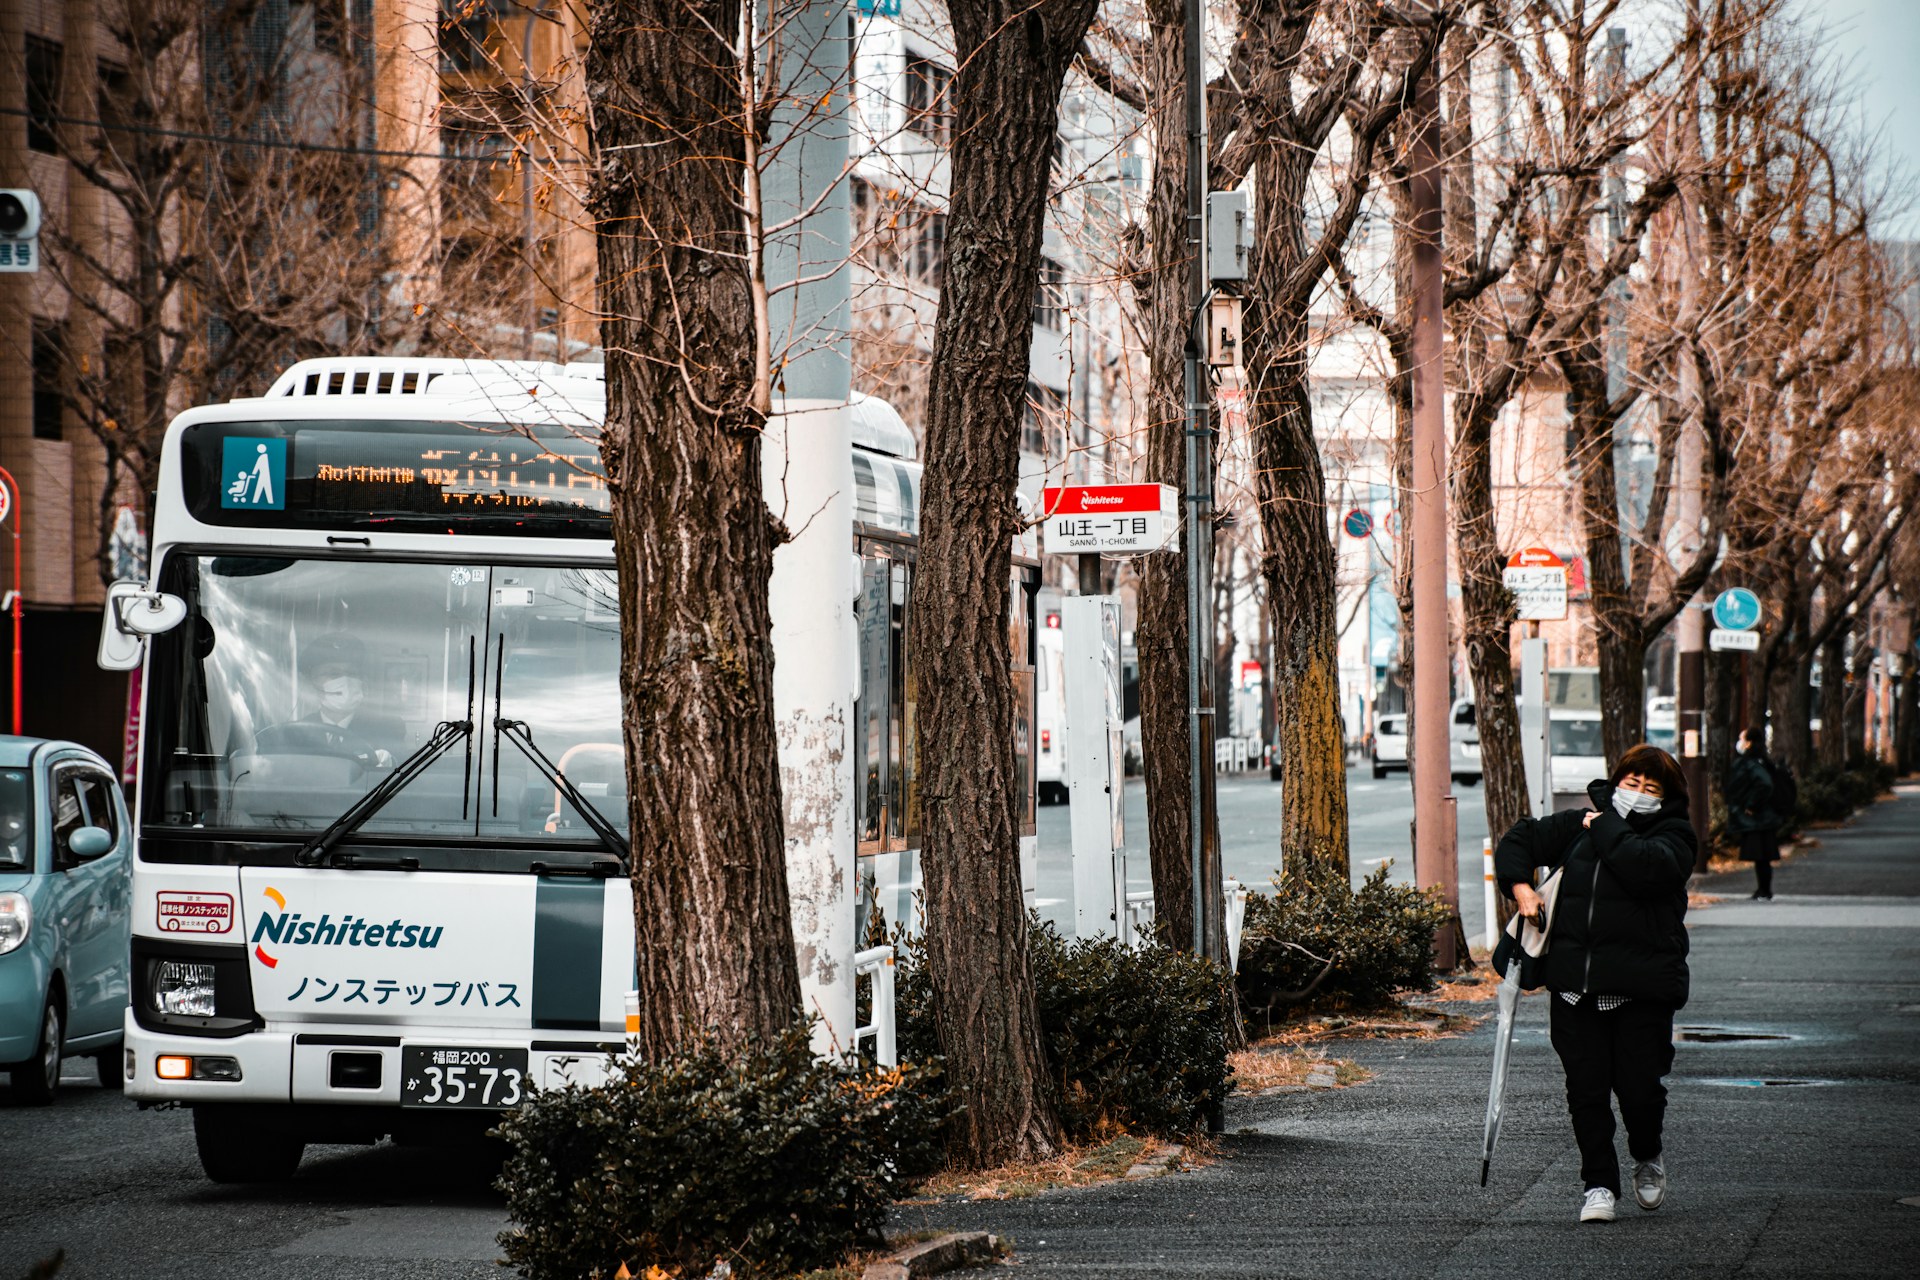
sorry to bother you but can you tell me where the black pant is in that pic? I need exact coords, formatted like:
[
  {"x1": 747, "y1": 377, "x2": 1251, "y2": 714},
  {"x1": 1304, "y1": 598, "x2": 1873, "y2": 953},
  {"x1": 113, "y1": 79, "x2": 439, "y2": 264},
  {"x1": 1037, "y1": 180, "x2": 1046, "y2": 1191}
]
[
  {"x1": 1754, "y1": 860, "x2": 1773, "y2": 897},
  {"x1": 1548, "y1": 997, "x2": 1675, "y2": 1195}
]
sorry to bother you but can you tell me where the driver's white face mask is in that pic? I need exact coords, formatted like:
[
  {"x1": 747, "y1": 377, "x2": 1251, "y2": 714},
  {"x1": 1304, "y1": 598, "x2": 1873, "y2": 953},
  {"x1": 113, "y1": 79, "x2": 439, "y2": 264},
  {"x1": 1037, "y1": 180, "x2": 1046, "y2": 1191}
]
[
  {"x1": 1613, "y1": 786, "x2": 1662, "y2": 818},
  {"x1": 318, "y1": 675, "x2": 364, "y2": 717}
]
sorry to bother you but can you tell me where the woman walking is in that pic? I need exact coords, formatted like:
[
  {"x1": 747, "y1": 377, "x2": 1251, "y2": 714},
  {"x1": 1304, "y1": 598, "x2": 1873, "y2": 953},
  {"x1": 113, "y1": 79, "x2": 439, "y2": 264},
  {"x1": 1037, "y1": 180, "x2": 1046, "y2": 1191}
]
[
  {"x1": 1495, "y1": 744, "x2": 1696, "y2": 1224},
  {"x1": 1726, "y1": 727, "x2": 1782, "y2": 900}
]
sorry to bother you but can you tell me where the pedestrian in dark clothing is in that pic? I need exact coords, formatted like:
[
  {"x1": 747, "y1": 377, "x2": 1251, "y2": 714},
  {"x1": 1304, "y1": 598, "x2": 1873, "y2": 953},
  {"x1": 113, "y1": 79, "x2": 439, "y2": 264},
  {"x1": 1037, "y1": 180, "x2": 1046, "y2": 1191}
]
[
  {"x1": 1726, "y1": 727, "x2": 1781, "y2": 899},
  {"x1": 1495, "y1": 742, "x2": 1696, "y2": 1224}
]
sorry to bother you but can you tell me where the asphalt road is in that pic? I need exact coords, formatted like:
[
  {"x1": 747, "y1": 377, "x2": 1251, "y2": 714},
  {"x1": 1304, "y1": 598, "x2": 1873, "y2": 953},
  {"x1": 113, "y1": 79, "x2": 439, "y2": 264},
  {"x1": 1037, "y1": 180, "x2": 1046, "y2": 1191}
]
[{"x1": 1033, "y1": 762, "x2": 1496, "y2": 942}]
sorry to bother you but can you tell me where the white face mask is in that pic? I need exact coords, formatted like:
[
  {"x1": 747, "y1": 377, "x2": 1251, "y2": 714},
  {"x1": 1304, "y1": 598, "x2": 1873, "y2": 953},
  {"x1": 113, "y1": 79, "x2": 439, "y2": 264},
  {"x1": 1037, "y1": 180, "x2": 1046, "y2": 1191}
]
[
  {"x1": 1613, "y1": 786, "x2": 1662, "y2": 818},
  {"x1": 318, "y1": 675, "x2": 364, "y2": 717}
]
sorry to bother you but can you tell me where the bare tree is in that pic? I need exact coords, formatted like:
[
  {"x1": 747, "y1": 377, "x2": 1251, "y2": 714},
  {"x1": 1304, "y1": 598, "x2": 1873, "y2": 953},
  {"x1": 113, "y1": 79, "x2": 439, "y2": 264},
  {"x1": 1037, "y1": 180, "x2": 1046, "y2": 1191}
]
[
  {"x1": 911, "y1": 0, "x2": 1103, "y2": 1166},
  {"x1": 30, "y1": 0, "x2": 408, "y2": 584},
  {"x1": 585, "y1": 0, "x2": 804, "y2": 1057},
  {"x1": 1213, "y1": 0, "x2": 1451, "y2": 881}
]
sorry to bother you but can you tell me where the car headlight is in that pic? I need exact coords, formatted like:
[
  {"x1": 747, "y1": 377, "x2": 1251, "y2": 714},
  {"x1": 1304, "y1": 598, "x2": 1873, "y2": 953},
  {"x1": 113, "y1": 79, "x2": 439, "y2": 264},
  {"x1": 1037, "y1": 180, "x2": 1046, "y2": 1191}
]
[
  {"x1": 151, "y1": 960, "x2": 218, "y2": 1017},
  {"x1": 0, "y1": 892, "x2": 28, "y2": 954}
]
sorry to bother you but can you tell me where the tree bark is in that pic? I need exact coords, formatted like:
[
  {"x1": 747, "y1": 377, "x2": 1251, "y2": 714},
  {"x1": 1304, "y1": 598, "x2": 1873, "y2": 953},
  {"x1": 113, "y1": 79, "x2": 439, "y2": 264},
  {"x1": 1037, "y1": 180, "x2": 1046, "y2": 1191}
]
[
  {"x1": 587, "y1": 0, "x2": 802, "y2": 1058},
  {"x1": 911, "y1": 0, "x2": 1097, "y2": 1166},
  {"x1": 1453, "y1": 401, "x2": 1532, "y2": 841},
  {"x1": 1563, "y1": 327, "x2": 1646, "y2": 763},
  {"x1": 1132, "y1": 2, "x2": 1196, "y2": 936}
]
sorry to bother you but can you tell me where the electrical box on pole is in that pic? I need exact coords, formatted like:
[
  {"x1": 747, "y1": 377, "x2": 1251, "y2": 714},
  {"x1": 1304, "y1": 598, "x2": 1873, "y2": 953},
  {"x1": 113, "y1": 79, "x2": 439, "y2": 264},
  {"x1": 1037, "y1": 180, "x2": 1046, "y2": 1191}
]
[
  {"x1": 1063, "y1": 596, "x2": 1127, "y2": 942},
  {"x1": 0, "y1": 191, "x2": 42, "y2": 273},
  {"x1": 1205, "y1": 190, "x2": 1248, "y2": 284},
  {"x1": 1520, "y1": 636, "x2": 1552, "y2": 819}
]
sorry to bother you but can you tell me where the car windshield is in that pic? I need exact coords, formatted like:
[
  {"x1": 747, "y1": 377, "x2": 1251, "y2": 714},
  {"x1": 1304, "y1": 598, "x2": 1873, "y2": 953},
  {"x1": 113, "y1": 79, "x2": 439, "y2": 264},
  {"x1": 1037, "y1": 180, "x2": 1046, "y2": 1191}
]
[
  {"x1": 0, "y1": 768, "x2": 30, "y2": 869},
  {"x1": 1551, "y1": 718, "x2": 1604, "y2": 757},
  {"x1": 148, "y1": 556, "x2": 624, "y2": 844}
]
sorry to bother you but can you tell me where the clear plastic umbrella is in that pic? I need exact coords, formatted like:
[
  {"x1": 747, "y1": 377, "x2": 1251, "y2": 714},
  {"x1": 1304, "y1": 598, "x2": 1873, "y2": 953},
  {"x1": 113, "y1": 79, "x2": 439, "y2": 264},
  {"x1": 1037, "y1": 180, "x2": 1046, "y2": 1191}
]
[
  {"x1": 1480, "y1": 955, "x2": 1524, "y2": 1186},
  {"x1": 1480, "y1": 867, "x2": 1561, "y2": 1187}
]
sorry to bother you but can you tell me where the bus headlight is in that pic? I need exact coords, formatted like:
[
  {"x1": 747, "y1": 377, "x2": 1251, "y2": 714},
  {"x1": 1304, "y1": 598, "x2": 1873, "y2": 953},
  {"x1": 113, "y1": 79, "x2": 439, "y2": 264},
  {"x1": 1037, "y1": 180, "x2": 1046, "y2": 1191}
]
[
  {"x1": 151, "y1": 961, "x2": 218, "y2": 1017},
  {"x1": 0, "y1": 892, "x2": 28, "y2": 954}
]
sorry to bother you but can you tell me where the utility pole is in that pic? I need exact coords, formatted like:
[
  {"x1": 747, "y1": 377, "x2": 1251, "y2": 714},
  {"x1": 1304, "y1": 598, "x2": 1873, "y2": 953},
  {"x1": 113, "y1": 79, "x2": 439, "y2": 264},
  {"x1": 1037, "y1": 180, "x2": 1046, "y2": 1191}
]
[
  {"x1": 1182, "y1": 0, "x2": 1220, "y2": 961},
  {"x1": 1408, "y1": 66, "x2": 1457, "y2": 970}
]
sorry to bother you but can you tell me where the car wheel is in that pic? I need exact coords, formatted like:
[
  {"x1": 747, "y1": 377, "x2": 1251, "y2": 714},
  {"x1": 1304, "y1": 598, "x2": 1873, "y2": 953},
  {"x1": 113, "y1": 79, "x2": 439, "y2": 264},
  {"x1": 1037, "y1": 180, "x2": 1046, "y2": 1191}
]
[
  {"x1": 1372, "y1": 760, "x2": 1387, "y2": 779},
  {"x1": 1463, "y1": 773, "x2": 1481, "y2": 787},
  {"x1": 95, "y1": 1045, "x2": 125, "y2": 1090},
  {"x1": 194, "y1": 1107, "x2": 305, "y2": 1183},
  {"x1": 9, "y1": 995, "x2": 63, "y2": 1105}
]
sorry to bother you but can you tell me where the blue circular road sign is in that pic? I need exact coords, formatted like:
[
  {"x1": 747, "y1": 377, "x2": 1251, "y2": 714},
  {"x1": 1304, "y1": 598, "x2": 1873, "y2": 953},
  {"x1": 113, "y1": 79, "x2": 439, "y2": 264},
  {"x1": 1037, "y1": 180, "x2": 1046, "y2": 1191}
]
[
  {"x1": 1713, "y1": 587, "x2": 1762, "y2": 631},
  {"x1": 1343, "y1": 508, "x2": 1374, "y2": 539}
]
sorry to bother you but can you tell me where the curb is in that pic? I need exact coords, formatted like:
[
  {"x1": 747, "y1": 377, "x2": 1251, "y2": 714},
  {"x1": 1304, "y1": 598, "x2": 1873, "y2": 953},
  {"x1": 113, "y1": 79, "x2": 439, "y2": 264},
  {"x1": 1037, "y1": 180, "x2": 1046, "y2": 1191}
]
[{"x1": 863, "y1": 1231, "x2": 1003, "y2": 1280}]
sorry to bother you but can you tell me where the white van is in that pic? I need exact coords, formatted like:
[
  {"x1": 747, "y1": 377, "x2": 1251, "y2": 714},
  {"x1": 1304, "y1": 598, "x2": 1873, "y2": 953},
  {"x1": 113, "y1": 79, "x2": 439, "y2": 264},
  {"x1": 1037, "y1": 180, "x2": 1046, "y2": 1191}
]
[
  {"x1": 1449, "y1": 698, "x2": 1481, "y2": 786},
  {"x1": 1036, "y1": 621, "x2": 1068, "y2": 803},
  {"x1": 1549, "y1": 710, "x2": 1608, "y2": 793}
]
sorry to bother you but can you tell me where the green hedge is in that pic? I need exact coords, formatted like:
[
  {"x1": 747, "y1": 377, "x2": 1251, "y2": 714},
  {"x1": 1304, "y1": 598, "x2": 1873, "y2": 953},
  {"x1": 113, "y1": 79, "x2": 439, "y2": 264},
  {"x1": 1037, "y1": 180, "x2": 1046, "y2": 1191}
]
[
  {"x1": 1797, "y1": 760, "x2": 1894, "y2": 825},
  {"x1": 494, "y1": 1024, "x2": 942, "y2": 1280},
  {"x1": 1234, "y1": 859, "x2": 1451, "y2": 1034},
  {"x1": 896, "y1": 919, "x2": 1231, "y2": 1141}
]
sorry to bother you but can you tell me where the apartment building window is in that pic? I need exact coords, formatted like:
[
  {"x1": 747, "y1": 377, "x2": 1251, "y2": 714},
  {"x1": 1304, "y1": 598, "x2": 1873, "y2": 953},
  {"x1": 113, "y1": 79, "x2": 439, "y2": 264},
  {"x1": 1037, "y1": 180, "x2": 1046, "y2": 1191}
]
[
  {"x1": 1033, "y1": 257, "x2": 1066, "y2": 331},
  {"x1": 904, "y1": 56, "x2": 953, "y2": 146},
  {"x1": 26, "y1": 37, "x2": 63, "y2": 154},
  {"x1": 853, "y1": 178, "x2": 945, "y2": 287},
  {"x1": 1021, "y1": 381, "x2": 1066, "y2": 457},
  {"x1": 302, "y1": 0, "x2": 349, "y2": 55},
  {"x1": 32, "y1": 326, "x2": 64, "y2": 442},
  {"x1": 440, "y1": 0, "x2": 498, "y2": 73}
]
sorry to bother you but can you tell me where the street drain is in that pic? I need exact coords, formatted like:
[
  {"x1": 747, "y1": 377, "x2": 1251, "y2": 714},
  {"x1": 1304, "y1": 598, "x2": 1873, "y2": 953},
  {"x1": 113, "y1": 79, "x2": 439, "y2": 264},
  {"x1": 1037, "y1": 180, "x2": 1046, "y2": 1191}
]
[
  {"x1": 1675, "y1": 1026, "x2": 1794, "y2": 1043},
  {"x1": 1695, "y1": 1077, "x2": 1839, "y2": 1088}
]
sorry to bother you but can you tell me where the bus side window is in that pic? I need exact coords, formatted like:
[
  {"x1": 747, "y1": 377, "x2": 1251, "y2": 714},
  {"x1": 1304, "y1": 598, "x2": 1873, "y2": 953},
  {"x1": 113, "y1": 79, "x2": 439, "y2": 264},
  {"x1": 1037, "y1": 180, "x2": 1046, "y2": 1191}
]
[{"x1": 856, "y1": 551, "x2": 891, "y2": 848}]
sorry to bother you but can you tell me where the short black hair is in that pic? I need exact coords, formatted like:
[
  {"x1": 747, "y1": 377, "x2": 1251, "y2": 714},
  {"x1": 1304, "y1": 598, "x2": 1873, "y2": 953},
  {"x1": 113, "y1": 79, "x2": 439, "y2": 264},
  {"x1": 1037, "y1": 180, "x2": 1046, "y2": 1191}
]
[{"x1": 1611, "y1": 742, "x2": 1687, "y2": 805}]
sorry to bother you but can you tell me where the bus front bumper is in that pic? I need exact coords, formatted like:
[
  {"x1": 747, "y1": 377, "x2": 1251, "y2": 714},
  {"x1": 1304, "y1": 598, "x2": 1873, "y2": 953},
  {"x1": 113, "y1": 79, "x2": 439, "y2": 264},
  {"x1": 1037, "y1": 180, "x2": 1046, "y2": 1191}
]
[{"x1": 124, "y1": 1011, "x2": 628, "y2": 1105}]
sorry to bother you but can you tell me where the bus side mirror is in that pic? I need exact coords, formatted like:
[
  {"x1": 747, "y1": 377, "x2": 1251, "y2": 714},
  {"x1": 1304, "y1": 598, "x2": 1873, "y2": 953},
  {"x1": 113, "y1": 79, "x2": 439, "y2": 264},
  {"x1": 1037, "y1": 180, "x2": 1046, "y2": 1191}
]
[{"x1": 98, "y1": 581, "x2": 187, "y2": 671}]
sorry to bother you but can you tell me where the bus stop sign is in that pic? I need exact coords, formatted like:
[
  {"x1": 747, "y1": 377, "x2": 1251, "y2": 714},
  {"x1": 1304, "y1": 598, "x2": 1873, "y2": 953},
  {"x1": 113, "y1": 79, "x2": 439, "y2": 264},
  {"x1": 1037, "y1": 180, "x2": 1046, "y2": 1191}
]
[{"x1": 1040, "y1": 484, "x2": 1178, "y2": 554}]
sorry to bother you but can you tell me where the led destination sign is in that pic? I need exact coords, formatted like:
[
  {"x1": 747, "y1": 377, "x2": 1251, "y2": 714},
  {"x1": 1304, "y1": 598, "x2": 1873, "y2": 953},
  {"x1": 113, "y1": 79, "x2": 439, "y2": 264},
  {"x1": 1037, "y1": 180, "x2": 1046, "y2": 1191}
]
[{"x1": 182, "y1": 419, "x2": 610, "y2": 537}]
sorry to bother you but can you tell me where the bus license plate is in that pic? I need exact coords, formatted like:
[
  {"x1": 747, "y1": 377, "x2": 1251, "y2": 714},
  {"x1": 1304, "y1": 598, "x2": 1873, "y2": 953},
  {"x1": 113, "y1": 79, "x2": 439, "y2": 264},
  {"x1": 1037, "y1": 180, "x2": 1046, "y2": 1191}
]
[{"x1": 400, "y1": 1046, "x2": 529, "y2": 1109}]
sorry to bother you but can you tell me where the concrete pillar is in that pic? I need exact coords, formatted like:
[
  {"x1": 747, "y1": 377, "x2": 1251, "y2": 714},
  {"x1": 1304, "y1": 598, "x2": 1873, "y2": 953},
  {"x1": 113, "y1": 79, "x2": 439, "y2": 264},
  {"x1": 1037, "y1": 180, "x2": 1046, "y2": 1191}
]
[{"x1": 760, "y1": 0, "x2": 856, "y2": 1056}]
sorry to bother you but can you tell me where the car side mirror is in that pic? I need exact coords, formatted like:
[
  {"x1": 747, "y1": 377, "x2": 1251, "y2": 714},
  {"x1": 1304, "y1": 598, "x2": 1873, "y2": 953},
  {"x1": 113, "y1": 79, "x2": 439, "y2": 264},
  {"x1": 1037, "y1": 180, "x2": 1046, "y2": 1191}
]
[{"x1": 67, "y1": 826, "x2": 113, "y2": 859}]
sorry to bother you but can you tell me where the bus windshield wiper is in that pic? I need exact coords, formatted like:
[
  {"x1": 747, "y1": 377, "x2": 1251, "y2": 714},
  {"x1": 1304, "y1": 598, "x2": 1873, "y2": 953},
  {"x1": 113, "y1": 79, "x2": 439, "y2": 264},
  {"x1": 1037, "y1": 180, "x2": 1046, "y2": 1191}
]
[
  {"x1": 492, "y1": 717, "x2": 631, "y2": 870},
  {"x1": 294, "y1": 719, "x2": 473, "y2": 867}
]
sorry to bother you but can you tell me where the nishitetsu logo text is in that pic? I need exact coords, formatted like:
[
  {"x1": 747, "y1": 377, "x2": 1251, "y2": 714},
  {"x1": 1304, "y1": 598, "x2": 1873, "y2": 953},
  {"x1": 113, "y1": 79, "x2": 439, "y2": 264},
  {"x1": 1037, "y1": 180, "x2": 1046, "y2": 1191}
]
[{"x1": 251, "y1": 885, "x2": 444, "y2": 969}]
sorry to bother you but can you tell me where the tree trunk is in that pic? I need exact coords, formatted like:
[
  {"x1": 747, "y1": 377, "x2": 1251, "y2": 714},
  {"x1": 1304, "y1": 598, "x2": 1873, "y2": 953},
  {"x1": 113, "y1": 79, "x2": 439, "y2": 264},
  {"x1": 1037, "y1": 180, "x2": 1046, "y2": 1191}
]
[
  {"x1": 1564, "y1": 332, "x2": 1645, "y2": 762},
  {"x1": 1246, "y1": 149, "x2": 1350, "y2": 882},
  {"x1": 1817, "y1": 632, "x2": 1847, "y2": 768},
  {"x1": 911, "y1": 0, "x2": 1096, "y2": 1166},
  {"x1": 587, "y1": 0, "x2": 802, "y2": 1058},
  {"x1": 1454, "y1": 404, "x2": 1531, "y2": 841}
]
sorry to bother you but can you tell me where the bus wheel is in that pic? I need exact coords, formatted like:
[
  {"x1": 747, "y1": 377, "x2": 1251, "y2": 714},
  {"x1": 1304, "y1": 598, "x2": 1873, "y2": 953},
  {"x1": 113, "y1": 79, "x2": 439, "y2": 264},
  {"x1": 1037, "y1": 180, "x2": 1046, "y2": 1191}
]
[{"x1": 194, "y1": 1106, "x2": 305, "y2": 1183}]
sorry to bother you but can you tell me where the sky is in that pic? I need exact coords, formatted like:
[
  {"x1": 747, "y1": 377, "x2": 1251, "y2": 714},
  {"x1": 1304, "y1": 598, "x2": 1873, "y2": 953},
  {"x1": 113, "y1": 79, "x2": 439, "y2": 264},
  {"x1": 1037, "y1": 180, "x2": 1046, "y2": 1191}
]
[{"x1": 1813, "y1": 0, "x2": 1920, "y2": 236}]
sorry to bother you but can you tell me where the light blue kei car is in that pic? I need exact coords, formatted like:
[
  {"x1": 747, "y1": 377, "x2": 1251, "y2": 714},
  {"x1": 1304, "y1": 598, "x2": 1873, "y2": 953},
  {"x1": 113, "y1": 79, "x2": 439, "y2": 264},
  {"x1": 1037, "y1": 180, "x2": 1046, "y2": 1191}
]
[{"x1": 0, "y1": 737, "x2": 132, "y2": 1104}]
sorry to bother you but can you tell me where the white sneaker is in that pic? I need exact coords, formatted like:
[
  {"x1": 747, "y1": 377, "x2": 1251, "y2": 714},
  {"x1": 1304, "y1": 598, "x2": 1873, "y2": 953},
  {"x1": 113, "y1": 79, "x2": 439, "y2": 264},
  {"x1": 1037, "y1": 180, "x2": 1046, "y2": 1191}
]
[
  {"x1": 1580, "y1": 1187, "x2": 1618, "y2": 1222},
  {"x1": 1633, "y1": 1159, "x2": 1667, "y2": 1210}
]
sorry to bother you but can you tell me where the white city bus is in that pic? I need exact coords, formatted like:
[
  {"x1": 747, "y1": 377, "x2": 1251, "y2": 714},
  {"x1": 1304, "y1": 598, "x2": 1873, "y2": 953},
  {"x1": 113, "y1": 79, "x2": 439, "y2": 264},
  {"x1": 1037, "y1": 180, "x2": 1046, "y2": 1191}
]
[{"x1": 104, "y1": 357, "x2": 1038, "y2": 1181}]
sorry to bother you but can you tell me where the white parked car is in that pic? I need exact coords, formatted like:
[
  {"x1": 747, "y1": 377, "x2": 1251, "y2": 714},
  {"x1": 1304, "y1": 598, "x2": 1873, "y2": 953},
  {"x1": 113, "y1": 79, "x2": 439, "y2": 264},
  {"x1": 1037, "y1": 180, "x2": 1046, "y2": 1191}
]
[
  {"x1": 1550, "y1": 710, "x2": 1608, "y2": 794},
  {"x1": 1450, "y1": 698, "x2": 1482, "y2": 786},
  {"x1": 1371, "y1": 714, "x2": 1409, "y2": 779}
]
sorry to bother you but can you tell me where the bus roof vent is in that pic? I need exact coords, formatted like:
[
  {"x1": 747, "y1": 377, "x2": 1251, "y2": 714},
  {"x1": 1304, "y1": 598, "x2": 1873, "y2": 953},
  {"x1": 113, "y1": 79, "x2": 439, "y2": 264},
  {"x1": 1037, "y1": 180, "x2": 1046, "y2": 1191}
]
[{"x1": 259, "y1": 357, "x2": 605, "y2": 402}]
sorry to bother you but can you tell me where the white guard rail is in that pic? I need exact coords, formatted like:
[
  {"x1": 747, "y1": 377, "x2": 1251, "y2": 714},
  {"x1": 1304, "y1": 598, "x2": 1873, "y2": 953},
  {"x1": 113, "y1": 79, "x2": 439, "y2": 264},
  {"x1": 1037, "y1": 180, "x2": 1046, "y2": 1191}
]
[
  {"x1": 1122, "y1": 884, "x2": 1249, "y2": 973},
  {"x1": 854, "y1": 944, "x2": 897, "y2": 1068}
]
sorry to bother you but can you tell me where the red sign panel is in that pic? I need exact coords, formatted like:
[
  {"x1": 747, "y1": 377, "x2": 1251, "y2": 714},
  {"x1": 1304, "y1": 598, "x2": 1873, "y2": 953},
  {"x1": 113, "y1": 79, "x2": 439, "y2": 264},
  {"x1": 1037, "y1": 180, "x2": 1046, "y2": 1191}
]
[
  {"x1": 1039, "y1": 484, "x2": 1167, "y2": 516},
  {"x1": 1506, "y1": 545, "x2": 1565, "y2": 569}
]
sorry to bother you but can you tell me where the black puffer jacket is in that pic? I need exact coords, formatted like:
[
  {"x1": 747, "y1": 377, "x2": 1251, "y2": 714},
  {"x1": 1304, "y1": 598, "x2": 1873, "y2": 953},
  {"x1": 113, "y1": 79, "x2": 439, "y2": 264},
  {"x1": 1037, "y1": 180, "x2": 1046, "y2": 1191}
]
[{"x1": 1494, "y1": 780, "x2": 1696, "y2": 1009}]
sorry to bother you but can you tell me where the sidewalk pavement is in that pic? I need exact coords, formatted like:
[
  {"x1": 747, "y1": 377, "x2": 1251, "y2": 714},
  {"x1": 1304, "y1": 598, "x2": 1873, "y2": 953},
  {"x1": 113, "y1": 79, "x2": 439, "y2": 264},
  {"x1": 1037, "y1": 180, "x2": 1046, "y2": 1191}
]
[{"x1": 898, "y1": 784, "x2": 1920, "y2": 1278}]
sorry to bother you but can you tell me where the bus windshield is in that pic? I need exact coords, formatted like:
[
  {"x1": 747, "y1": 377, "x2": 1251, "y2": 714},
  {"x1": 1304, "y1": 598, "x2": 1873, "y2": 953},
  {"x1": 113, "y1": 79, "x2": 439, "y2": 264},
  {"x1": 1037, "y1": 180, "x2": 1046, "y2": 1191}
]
[{"x1": 147, "y1": 555, "x2": 625, "y2": 846}]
